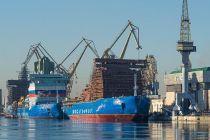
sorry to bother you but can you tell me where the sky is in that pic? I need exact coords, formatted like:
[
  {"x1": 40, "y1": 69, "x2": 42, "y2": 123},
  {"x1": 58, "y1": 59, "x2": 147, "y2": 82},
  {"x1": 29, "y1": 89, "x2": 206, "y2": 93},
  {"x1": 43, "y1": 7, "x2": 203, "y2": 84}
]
[{"x1": 0, "y1": 0, "x2": 210, "y2": 99}]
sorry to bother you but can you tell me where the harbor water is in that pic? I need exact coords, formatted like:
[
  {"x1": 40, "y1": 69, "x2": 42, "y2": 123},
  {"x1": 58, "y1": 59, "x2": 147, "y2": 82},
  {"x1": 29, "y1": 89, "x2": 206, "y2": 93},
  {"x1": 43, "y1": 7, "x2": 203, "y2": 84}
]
[{"x1": 0, "y1": 117, "x2": 209, "y2": 140}]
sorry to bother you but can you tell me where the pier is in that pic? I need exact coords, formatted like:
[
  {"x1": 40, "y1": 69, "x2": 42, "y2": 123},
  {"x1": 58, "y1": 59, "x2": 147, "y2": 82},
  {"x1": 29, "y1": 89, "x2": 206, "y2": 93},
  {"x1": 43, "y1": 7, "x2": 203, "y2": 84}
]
[{"x1": 172, "y1": 115, "x2": 210, "y2": 122}]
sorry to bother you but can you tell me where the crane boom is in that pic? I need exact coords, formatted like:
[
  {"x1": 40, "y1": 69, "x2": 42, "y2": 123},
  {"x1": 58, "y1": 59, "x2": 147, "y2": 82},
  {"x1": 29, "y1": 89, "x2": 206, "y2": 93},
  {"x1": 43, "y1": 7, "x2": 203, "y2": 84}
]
[
  {"x1": 102, "y1": 20, "x2": 141, "y2": 59},
  {"x1": 59, "y1": 38, "x2": 99, "y2": 96},
  {"x1": 38, "y1": 43, "x2": 60, "y2": 66},
  {"x1": 83, "y1": 38, "x2": 99, "y2": 58},
  {"x1": 34, "y1": 49, "x2": 42, "y2": 60},
  {"x1": 55, "y1": 38, "x2": 100, "y2": 75},
  {"x1": 102, "y1": 23, "x2": 129, "y2": 58},
  {"x1": 69, "y1": 44, "x2": 88, "y2": 77},
  {"x1": 20, "y1": 44, "x2": 45, "y2": 80},
  {"x1": 129, "y1": 21, "x2": 141, "y2": 50},
  {"x1": 68, "y1": 39, "x2": 96, "y2": 77},
  {"x1": 120, "y1": 31, "x2": 132, "y2": 59},
  {"x1": 22, "y1": 43, "x2": 62, "y2": 74},
  {"x1": 59, "y1": 39, "x2": 84, "y2": 67},
  {"x1": 23, "y1": 46, "x2": 38, "y2": 66}
]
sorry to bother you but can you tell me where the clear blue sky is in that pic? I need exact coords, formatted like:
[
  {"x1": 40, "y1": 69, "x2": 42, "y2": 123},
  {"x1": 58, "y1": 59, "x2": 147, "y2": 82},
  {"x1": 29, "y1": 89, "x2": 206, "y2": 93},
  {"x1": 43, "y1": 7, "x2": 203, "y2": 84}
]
[{"x1": 0, "y1": 0, "x2": 210, "y2": 98}]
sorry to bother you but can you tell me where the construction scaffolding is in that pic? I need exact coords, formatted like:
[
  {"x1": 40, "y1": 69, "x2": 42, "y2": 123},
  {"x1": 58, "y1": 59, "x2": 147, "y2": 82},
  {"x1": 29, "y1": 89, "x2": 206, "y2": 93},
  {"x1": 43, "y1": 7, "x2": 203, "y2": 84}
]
[{"x1": 81, "y1": 56, "x2": 157, "y2": 101}]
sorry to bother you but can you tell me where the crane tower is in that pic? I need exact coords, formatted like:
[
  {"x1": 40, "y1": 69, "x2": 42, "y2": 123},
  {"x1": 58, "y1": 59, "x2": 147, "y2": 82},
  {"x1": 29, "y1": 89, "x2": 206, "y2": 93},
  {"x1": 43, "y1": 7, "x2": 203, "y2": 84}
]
[{"x1": 175, "y1": 0, "x2": 197, "y2": 113}]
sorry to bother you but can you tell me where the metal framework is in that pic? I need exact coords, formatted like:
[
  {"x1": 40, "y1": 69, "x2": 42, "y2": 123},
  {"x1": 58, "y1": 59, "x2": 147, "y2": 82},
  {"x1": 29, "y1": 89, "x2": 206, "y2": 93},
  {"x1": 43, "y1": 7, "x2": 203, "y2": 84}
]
[
  {"x1": 180, "y1": 0, "x2": 191, "y2": 42},
  {"x1": 102, "y1": 20, "x2": 141, "y2": 59},
  {"x1": 19, "y1": 43, "x2": 63, "y2": 80},
  {"x1": 174, "y1": 0, "x2": 198, "y2": 114},
  {"x1": 58, "y1": 38, "x2": 99, "y2": 97}
]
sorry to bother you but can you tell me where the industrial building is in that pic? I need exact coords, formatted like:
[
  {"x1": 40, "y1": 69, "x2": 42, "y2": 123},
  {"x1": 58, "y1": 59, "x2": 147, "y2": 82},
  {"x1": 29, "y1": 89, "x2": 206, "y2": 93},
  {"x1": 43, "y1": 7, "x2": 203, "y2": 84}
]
[
  {"x1": 77, "y1": 21, "x2": 158, "y2": 102},
  {"x1": 164, "y1": 67, "x2": 210, "y2": 111},
  {"x1": 7, "y1": 80, "x2": 29, "y2": 105},
  {"x1": 150, "y1": 98, "x2": 164, "y2": 113},
  {"x1": 81, "y1": 55, "x2": 158, "y2": 101}
]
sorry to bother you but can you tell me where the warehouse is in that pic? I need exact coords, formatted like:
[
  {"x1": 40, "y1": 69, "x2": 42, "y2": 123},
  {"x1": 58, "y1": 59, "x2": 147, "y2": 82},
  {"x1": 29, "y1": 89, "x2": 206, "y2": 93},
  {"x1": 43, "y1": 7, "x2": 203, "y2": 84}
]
[{"x1": 164, "y1": 67, "x2": 210, "y2": 111}]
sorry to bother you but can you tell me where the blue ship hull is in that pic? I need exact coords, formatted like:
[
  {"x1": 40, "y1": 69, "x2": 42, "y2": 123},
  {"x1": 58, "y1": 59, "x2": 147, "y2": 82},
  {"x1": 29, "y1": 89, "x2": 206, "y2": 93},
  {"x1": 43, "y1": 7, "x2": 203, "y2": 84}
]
[
  {"x1": 64, "y1": 96, "x2": 150, "y2": 122},
  {"x1": 17, "y1": 103, "x2": 67, "y2": 119}
]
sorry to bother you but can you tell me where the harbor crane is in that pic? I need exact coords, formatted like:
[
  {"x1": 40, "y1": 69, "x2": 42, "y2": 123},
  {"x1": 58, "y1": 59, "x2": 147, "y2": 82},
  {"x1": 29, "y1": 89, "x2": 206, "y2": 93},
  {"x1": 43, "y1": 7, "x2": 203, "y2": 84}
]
[
  {"x1": 57, "y1": 38, "x2": 99, "y2": 97},
  {"x1": 20, "y1": 39, "x2": 99, "y2": 97},
  {"x1": 19, "y1": 43, "x2": 63, "y2": 80},
  {"x1": 19, "y1": 45, "x2": 41, "y2": 80},
  {"x1": 101, "y1": 20, "x2": 141, "y2": 59},
  {"x1": 173, "y1": 0, "x2": 198, "y2": 115}
]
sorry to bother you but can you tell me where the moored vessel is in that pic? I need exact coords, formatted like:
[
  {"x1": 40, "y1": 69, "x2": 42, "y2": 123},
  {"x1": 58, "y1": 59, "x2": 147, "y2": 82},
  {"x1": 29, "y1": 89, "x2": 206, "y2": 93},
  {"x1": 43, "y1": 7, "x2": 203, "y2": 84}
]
[
  {"x1": 17, "y1": 73, "x2": 69, "y2": 119},
  {"x1": 16, "y1": 55, "x2": 69, "y2": 119},
  {"x1": 64, "y1": 95, "x2": 150, "y2": 122},
  {"x1": 63, "y1": 57, "x2": 157, "y2": 122}
]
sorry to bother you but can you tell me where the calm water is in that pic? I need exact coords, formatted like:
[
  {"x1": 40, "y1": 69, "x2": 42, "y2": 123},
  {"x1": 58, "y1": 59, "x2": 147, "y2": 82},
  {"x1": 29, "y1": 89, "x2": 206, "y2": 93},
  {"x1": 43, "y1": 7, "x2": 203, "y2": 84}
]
[{"x1": 0, "y1": 117, "x2": 209, "y2": 140}]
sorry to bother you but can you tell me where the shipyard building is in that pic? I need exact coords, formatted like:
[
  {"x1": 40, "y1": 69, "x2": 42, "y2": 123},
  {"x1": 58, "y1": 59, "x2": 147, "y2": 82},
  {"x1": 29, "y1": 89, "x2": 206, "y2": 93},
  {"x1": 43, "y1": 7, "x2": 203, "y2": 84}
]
[
  {"x1": 7, "y1": 80, "x2": 29, "y2": 105},
  {"x1": 81, "y1": 55, "x2": 158, "y2": 101},
  {"x1": 164, "y1": 67, "x2": 210, "y2": 111}
]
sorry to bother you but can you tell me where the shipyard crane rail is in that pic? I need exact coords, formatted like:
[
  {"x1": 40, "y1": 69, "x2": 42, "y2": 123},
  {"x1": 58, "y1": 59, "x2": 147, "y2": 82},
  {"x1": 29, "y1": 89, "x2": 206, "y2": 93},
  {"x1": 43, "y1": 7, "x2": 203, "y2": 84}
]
[{"x1": 102, "y1": 20, "x2": 142, "y2": 59}]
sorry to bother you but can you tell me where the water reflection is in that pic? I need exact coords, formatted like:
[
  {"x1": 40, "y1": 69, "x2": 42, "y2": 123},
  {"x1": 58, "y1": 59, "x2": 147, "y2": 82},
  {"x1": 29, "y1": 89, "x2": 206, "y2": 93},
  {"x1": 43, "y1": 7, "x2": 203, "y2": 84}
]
[
  {"x1": 149, "y1": 122, "x2": 209, "y2": 140},
  {"x1": 0, "y1": 117, "x2": 210, "y2": 140},
  {"x1": 173, "y1": 122, "x2": 209, "y2": 140},
  {"x1": 69, "y1": 122, "x2": 150, "y2": 139}
]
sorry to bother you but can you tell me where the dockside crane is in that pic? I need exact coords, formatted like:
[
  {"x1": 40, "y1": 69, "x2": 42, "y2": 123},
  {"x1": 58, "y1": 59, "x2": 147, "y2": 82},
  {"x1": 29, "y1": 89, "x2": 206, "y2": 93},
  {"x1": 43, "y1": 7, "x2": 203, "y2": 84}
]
[
  {"x1": 37, "y1": 43, "x2": 68, "y2": 74},
  {"x1": 19, "y1": 44, "x2": 42, "y2": 80},
  {"x1": 173, "y1": 0, "x2": 198, "y2": 115},
  {"x1": 102, "y1": 20, "x2": 141, "y2": 59},
  {"x1": 57, "y1": 38, "x2": 99, "y2": 97},
  {"x1": 22, "y1": 45, "x2": 42, "y2": 66},
  {"x1": 19, "y1": 43, "x2": 64, "y2": 80}
]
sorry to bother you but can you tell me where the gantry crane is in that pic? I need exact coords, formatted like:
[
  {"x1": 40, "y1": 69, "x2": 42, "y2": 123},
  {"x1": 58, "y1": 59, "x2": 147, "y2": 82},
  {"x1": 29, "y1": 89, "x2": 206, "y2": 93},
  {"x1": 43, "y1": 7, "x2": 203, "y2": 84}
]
[{"x1": 101, "y1": 20, "x2": 141, "y2": 59}]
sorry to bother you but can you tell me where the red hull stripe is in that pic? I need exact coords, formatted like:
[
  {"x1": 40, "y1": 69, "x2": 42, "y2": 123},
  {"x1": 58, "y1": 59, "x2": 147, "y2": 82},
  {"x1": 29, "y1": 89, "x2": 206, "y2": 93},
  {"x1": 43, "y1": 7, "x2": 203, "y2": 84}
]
[
  {"x1": 69, "y1": 114, "x2": 145, "y2": 123},
  {"x1": 28, "y1": 94, "x2": 37, "y2": 97}
]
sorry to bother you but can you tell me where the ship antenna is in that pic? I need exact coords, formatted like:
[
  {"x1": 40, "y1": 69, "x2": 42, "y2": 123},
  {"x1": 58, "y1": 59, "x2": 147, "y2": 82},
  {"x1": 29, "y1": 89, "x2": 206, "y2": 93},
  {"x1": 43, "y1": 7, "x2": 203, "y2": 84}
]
[{"x1": 130, "y1": 68, "x2": 141, "y2": 96}]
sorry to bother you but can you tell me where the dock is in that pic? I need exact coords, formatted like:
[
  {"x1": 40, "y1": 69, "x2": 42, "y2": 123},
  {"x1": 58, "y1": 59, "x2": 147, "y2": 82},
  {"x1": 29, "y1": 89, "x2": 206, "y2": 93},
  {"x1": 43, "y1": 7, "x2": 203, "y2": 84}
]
[{"x1": 172, "y1": 115, "x2": 210, "y2": 123}]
